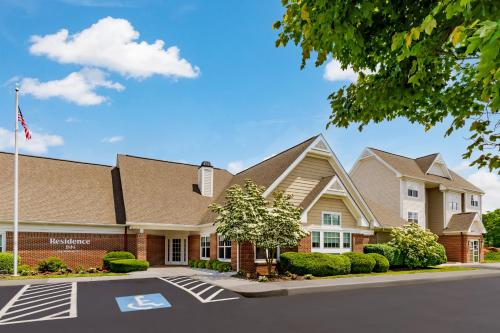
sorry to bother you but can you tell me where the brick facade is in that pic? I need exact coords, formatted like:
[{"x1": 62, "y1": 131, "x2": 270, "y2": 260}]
[
  {"x1": 136, "y1": 233, "x2": 147, "y2": 261},
  {"x1": 146, "y1": 235, "x2": 165, "y2": 266},
  {"x1": 439, "y1": 234, "x2": 484, "y2": 263},
  {"x1": 352, "y1": 233, "x2": 374, "y2": 253},
  {"x1": 210, "y1": 233, "x2": 217, "y2": 260},
  {"x1": 298, "y1": 234, "x2": 311, "y2": 253},
  {"x1": 6, "y1": 231, "x2": 127, "y2": 269}
]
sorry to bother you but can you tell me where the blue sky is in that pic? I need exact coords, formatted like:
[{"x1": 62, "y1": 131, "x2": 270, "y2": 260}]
[{"x1": 0, "y1": 0, "x2": 498, "y2": 209}]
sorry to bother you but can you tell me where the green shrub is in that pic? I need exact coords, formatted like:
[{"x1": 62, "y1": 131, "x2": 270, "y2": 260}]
[
  {"x1": 204, "y1": 260, "x2": 212, "y2": 269},
  {"x1": 108, "y1": 259, "x2": 149, "y2": 273},
  {"x1": 0, "y1": 252, "x2": 20, "y2": 274},
  {"x1": 197, "y1": 260, "x2": 207, "y2": 268},
  {"x1": 367, "y1": 253, "x2": 390, "y2": 272},
  {"x1": 103, "y1": 251, "x2": 135, "y2": 270},
  {"x1": 216, "y1": 262, "x2": 232, "y2": 272},
  {"x1": 188, "y1": 260, "x2": 195, "y2": 267},
  {"x1": 18, "y1": 264, "x2": 33, "y2": 276},
  {"x1": 485, "y1": 251, "x2": 500, "y2": 262},
  {"x1": 211, "y1": 260, "x2": 221, "y2": 270},
  {"x1": 364, "y1": 244, "x2": 393, "y2": 263},
  {"x1": 37, "y1": 257, "x2": 67, "y2": 273},
  {"x1": 426, "y1": 243, "x2": 447, "y2": 266},
  {"x1": 279, "y1": 252, "x2": 351, "y2": 277},
  {"x1": 343, "y1": 252, "x2": 375, "y2": 273}
]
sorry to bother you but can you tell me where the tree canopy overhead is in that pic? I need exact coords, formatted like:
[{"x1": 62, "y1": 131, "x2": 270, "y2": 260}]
[{"x1": 274, "y1": 0, "x2": 499, "y2": 172}]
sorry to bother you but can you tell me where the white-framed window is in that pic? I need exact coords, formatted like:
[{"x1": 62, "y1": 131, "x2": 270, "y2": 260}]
[
  {"x1": 323, "y1": 232, "x2": 340, "y2": 248},
  {"x1": 217, "y1": 235, "x2": 231, "y2": 261},
  {"x1": 0, "y1": 233, "x2": 4, "y2": 252},
  {"x1": 200, "y1": 235, "x2": 210, "y2": 259},
  {"x1": 408, "y1": 211, "x2": 419, "y2": 223},
  {"x1": 450, "y1": 201, "x2": 459, "y2": 211},
  {"x1": 311, "y1": 231, "x2": 321, "y2": 249},
  {"x1": 255, "y1": 247, "x2": 279, "y2": 262},
  {"x1": 343, "y1": 233, "x2": 351, "y2": 249},
  {"x1": 470, "y1": 194, "x2": 479, "y2": 207},
  {"x1": 407, "y1": 184, "x2": 419, "y2": 198},
  {"x1": 322, "y1": 212, "x2": 341, "y2": 227}
]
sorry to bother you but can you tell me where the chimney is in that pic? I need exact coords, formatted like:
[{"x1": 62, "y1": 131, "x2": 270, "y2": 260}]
[{"x1": 198, "y1": 161, "x2": 214, "y2": 197}]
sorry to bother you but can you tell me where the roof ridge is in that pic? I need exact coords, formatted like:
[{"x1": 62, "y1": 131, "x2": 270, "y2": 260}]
[
  {"x1": 119, "y1": 154, "x2": 228, "y2": 171},
  {"x1": 0, "y1": 151, "x2": 113, "y2": 168},
  {"x1": 416, "y1": 153, "x2": 439, "y2": 160},
  {"x1": 235, "y1": 135, "x2": 320, "y2": 175},
  {"x1": 369, "y1": 147, "x2": 438, "y2": 162}
]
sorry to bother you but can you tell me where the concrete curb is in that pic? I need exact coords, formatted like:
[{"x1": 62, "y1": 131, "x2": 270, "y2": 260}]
[{"x1": 231, "y1": 270, "x2": 500, "y2": 298}]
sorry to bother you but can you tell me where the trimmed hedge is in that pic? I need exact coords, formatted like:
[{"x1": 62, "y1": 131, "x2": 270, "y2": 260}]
[
  {"x1": 37, "y1": 257, "x2": 67, "y2": 273},
  {"x1": 343, "y1": 252, "x2": 375, "y2": 273},
  {"x1": 367, "y1": 253, "x2": 390, "y2": 273},
  {"x1": 103, "y1": 251, "x2": 135, "y2": 270},
  {"x1": 108, "y1": 259, "x2": 149, "y2": 273},
  {"x1": 363, "y1": 243, "x2": 403, "y2": 267},
  {"x1": 0, "y1": 252, "x2": 19, "y2": 274},
  {"x1": 279, "y1": 252, "x2": 351, "y2": 277}
]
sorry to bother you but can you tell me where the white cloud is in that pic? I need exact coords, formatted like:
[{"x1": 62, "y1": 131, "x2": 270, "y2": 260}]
[
  {"x1": 227, "y1": 160, "x2": 244, "y2": 174},
  {"x1": 0, "y1": 127, "x2": 64, "y2": 154},
  {"x1": 323, "y1": 60, "x2": 358, "y2": 82},
  {"x1": 65, "y1": 117, "x2": 80, "y2": 123},
  {"x1": 29, "y1": 17, "x2": 200, "y2": 79},
  {"x1": 20, "y1": 68, "x2": 124, "y2": 106},
  {"x1": 467, "y1": 171, "x2": 500, "y2": 212},
  {"x1": 102, "y1": 136, "x2": 124, "y2": 143}
]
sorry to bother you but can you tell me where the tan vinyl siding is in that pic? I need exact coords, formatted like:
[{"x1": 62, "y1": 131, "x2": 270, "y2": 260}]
[
  {"x1": 276, "y1": 155, "x2": 335, "y2": 205},
  {"x1": 307, "y1": 197, "x2": 358, "y2": 229},
  {"x1": 426, "y1": 188, "x2": 444, "y2": 235},
  {"x1": 350, "y1": 156, "x2": 400, "y2": 214}
]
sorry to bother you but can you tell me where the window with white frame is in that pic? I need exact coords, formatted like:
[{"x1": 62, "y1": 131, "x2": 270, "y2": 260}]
[
  {"x1": 470, "y1": 194, "x2": 479, "y2": 207},
  {"x1": 323, "y1": 232, "x2": 340, "y2": 248},
  {"x1": 311, "y1": 231, "x2": 320, "y2": 249},
  {"x1": 408, "y1": 211, "x2": 419, "y2": 223},
  {"x1": 322, "y1": 212, "x2": 341, "y2": 226},
  {"x1": 407, "y1": 184, "x2": 419, "y2": 198},
  {"x1": 0, "y1": 233, "x2": 3, "y2": 252},
  {"x1": 217, "y1": 235, "x2": 231, "y2": 260},
  {"x1": 200, "y1": 236, "x2": 210, "y2": 259},
  {"x1": 255, "y1": 247, "x2": 278, "y2": 261},
  {"x1": 450, "y1": 201, "x2": 459, "y2": 211},
  {"x1": 343, "y1": 233, "x2": 351, "y2": 248}
]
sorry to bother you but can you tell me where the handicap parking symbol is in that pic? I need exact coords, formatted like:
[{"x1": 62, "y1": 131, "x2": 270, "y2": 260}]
[{"x1": 115, "y1": 293, "x2": 171, "y2": 312}]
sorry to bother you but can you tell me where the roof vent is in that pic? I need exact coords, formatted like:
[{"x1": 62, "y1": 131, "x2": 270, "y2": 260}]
[{"x1": 198, "y1": 161, "x2": 214, "y2": 197}]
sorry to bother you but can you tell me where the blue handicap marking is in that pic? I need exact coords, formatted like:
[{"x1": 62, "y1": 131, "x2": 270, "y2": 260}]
[{"x1": 115, "y1": 293, "x2": 171, "y2": 312}]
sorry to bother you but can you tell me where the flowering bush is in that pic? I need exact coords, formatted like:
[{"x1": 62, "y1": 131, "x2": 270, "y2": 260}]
[{"x1": 389, "y1": 223, "x2": 447, "y2": 268}]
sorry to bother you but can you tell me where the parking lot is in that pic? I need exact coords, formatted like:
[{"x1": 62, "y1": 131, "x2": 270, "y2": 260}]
[{"x1": 0, "y1": 275, "x2": 499, "y2": 333}]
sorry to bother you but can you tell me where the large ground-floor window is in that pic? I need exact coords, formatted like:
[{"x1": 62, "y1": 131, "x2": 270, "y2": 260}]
[
  {"x1": 200, "y1": 235, "x2": 210, "y2": 259},
  {"x1": 311, "y1": 230, "x2": 352, "y2": 253},
  {"x1": 218, "y1": 235, "x2": 231, "y2": 261}
]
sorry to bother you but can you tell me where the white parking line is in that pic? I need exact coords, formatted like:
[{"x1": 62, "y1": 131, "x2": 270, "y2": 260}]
[
  {"x1": 158, "y1": 277, "x2": 239, "y2": 304},
  {"x1": 0, "y1": 282, "x2": 77, "y2": 325}
]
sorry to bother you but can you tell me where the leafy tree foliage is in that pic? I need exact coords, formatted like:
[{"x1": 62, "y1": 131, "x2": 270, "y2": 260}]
[
  {"x1": 210, "y1": 180, "x2": 307, "y2": 275},
  {"x1": 274, "y1": 0, "x2": 499, "y2": 171},
  {"x1": 483, "y1": 209, "x2": 500, "y2": 247}
]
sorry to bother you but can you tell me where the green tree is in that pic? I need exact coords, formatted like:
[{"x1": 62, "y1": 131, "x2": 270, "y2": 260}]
[
  {"x1": 274, "y1": 0, "x2": 499, "y2": 171},
  {"x1": 210, "y1": 180, "x2": 307, "y2": 275},
  {"x1": 483, "y1": 209, "x2": 500, "y2": 247}
]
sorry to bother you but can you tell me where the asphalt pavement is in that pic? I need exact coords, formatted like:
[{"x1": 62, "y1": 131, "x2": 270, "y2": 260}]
[{"x1": 0, "y1": 275, "x2": 499, "y2": 333}]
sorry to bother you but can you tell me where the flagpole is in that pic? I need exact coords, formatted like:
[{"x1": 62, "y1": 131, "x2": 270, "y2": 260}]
[{"x1": 13, "y1": 86, "x2": 19, "y2": 276}]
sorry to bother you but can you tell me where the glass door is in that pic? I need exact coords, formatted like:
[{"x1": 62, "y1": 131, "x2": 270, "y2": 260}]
[
  {"x1": 469, "y1": 240, "x2": 479, "y2": 263},
  {"x1": 166, "y1": 237, "x2": 188, "y2": 265}
]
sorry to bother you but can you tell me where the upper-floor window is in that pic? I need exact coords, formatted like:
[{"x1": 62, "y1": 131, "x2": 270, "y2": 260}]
[
  {"x1": 407, "y1": 184, "x2": 419, "y2": 198},
  {"x1": 407, "y1": 211, "x2": 419, "y2": 223},
  {"x1": 470, "y1": 195, "x2": 479, "y2": 207},
  {"x1": 322, "y1": 212, "x2": 341, "y2": 226},
  {"x1": 450, "y1": 201, "x2": 459, "y2": 211}
]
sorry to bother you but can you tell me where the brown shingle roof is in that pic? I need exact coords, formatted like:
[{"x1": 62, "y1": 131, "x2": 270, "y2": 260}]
[
  {"x1": 368, "y1": 148, "x2": 483, "y2": 193},
  {"x1": 364, "y1": 198, "x2": 408, "y2": 228},
  {"x1": 118, "y1": 155, "x2": 233, "y2": 225},
  {"x1": 445, "y1": 212, "x2": 478, "y2": 232},
  {"x1": 0, "y1": 152, "x2": 118, "y2": 225},
  {"x1": 299, "y1": 175, "x2": 335, "y2": 210},
  {"x1": 415, "y1": 153, "x2": 438, "y2": 173}
]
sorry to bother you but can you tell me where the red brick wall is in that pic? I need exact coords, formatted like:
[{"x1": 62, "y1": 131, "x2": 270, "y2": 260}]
[
  {"x1": 146, "y1": 235, "x2": 165, "y2": 266},
  {"x1": 298, "y1": 234, "x2": 311, "y2": 253},
  {"x1": 439, "y1": 234, "x2": 484, "y2": 263},
  {"x1": 136, "y1": 233, "x2": 147, "y2": 261},
  {"x1": 210, "y1": 233, "x2": 217, "y2": 260},
  {"x1": 188, "y1": 235, "x2": 200, "y2": 261},
  {"x1": 352, "y1": 233, "x2": 373, "y2": 253},
  {"x1": 6, "y1": 231, "x2": 126, "y2": 269}
]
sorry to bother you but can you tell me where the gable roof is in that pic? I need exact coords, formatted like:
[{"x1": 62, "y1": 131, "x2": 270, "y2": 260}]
[
  {"x1": 0, "y1": 152, "x2": 118, "y2": 225},
  {"x1": 117, "y1": 155, "x2": 233, "y2": 226},
  {"x1": 368, "y1": 148, "x2": 483, "y2": 193},
  {"x1": 415, "y1": 153, "x2": 439, "y2": 174},
  {"x1": 445, "y1": 212, "x2": 481, "y2": 233},
  {"x1": 364, "y1": 198, "x2": 408, "y2": 228}
]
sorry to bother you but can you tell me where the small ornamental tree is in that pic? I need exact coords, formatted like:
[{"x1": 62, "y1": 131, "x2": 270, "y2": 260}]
[
  {"x1": 209, "y1": 180, "x2": 267, "y2": 271},
  {"x1": 389, "y1": 223, "x2": 447, "y2": 268},
  {"x1": 255, "y1": 191, "x2": 307, "y2": 275}
]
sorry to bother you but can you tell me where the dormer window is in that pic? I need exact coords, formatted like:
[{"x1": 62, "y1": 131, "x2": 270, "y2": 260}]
[
  {"x1": 470, "y1": 194, "x2": 479, "y2": 207},
  {"x1": 407, "y1": 184, "x2": 419, "y2": 198}
]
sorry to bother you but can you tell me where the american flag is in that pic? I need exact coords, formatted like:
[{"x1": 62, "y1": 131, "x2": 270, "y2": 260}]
[{"x1": 17, "y1": 107, "x2": 32, "y2": 140}]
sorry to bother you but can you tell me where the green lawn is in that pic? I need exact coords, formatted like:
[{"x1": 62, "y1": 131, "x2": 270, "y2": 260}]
[
  {"x1": 315, "y1": 266, "x2": 476, "y2": 280},
  {"x1": 0, "y1": 272, "x2": 125, "y2": 280},
  {"x1": 485, "y1": 252, "x2": 500, "y2": 263}
]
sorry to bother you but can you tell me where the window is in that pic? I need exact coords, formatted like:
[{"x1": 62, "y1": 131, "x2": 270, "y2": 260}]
[
  {"x1": 217, "y1": 236, "x2": 231, "y2": 260},
  {"x1": 311, "y1": 231, "x2": 320, "y2": 248},
  {"x1": 407, "y1": 212, "x2": 419, "y2": 223},
  {"x1": 322, "y1": 212, "x2": 341, "y2": 226},
  {"x1": 255, "y1": 247, "x2": 278, "y2": 260},
  {"x1": 407, "y1": 184, "x2": 419, "y2": 198},
  {"x1": 470, "y1": 195, "x2": 479, "y2": 207},
  {"x1": 200, "y1": 236, "x2": 210, "y2": 259},
  {"x1": 0, "y1": 234, "x2": 3, "y2": 252},
  {"x1": 450, "y1": 201, "x2": 459, "y2": 211},
  {"x1": 323, "y1": 232, "x2": 340, "y2": 248},
  {"x1": 343, "y1": 233, "x2": 351, "y2": 249}
]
